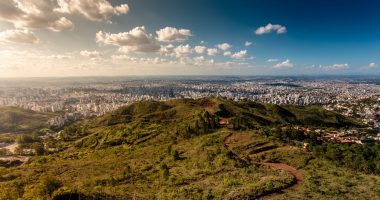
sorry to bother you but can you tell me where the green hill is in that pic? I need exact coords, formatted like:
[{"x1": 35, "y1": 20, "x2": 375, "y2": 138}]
[
  {"x1": 0, "y1": 107, "x2": 54, "y2": 133},
  {"x1": 0, "y1": 98, "x2": 376, "y2": 200},
  {"x1": 60, "y1": 98, "x2": 359, "y2": 149}
]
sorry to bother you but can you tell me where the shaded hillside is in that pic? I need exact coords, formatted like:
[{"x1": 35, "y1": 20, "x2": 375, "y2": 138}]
[{"x1": 0, "y1": 107, "x2": 55, "y2": 133}]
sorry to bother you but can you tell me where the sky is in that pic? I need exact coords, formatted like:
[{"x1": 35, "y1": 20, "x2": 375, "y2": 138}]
[{"x1": 0, "y1": 0, "x2": 380, "y2": 77}]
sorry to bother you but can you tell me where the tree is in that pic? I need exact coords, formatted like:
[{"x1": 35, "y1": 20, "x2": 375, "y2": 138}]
[
  {"x1": 172, "y1": 150, "x2": 180, "y2": 161},
  {"x1": 194, "y1": 120, "x2": 200, "y2": 134},
  {"x1": 161, "y1": 163, "x2": 170, "y2": 180},
  {"x1": 15, "y1": 145, "x2": 24, "y2": 155},
  {"x1": 32, "y1": 142, "x2": 45, "y2": 155}
]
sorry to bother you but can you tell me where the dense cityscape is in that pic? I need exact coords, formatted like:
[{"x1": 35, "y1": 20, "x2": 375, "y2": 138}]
[{"x1": 1, "y1": 77, "x2": 379, "y2": 128}]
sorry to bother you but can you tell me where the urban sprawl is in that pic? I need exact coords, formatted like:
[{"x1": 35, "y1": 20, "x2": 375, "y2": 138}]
[{"x1": 0, "y1": 77, "x2": 379, "y2": 145}]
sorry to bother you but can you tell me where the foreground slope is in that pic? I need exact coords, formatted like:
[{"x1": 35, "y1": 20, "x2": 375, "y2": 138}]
[{"x1": 1, "y1": 98, "x2": 377, "y2": 200}]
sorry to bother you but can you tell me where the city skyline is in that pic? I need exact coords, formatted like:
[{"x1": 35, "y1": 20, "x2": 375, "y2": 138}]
[{"x1": 1, "y1": 0, "x2": 380, "y2": 77}]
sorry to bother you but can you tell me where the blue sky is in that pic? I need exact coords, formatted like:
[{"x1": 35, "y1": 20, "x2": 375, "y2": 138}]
[{"x1": 0, "y1": 0, "x2": 379, "y2": 77}]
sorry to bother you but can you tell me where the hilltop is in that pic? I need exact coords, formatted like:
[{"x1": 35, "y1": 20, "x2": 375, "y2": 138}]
[
  {"x1": 57, "y1": 97, "x2": 359, "y2": 151},
  {"x1": 1, "y1": 98, "x2": 378, "y2": 200},
  {"x1": 0, "y1": 107, "x2": 55, "y2": 133}
]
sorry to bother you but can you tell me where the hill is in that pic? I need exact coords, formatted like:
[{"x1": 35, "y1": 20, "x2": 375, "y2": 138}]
[
  {"x1": 0, "y1": 107, "x2": 54, "y2": 133},
  {"x1": 71, "y1": 98, "x2": 359, "y2": 145},
  {"x1": 0, "y1": 98, "x2": 377, "y2": 200}
]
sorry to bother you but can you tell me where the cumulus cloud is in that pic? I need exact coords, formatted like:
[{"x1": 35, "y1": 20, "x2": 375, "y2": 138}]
[
  {"x1": 267, "y1": 58, "x2": 279, "y2": 62},
  {"x1": 223, "y1": 51, "x2": 232, "y2": 57},
  {"x1": 80, "y1": 50, "x2": 103, "y2": 59},
  {"x1": 194, "y1": 45, "x2": 206, "y2": 54},
  {"x1": 0, "y1": 29, "x2": 38, "y2": 44},
  {"x1": 273, "y1": 59, "x2": 294, "y2": 69},
  {"x1": 174, "y1": 44, "x2": 193, "y2": 58},
  {"x1": 0, "y1": 0, "x2": 74, "y2": 32},
  {"x1": 160, "y1": 44, "x2": 175, "y2": 55},
  {"x1": 96, "y1": 26, "x2": 160, "y2": 53},
  {"x1": 369, "y1": 62, "x2": 377, "y2": 68},
  {"x1": 321, "y1": 63, "x2": 349, "y2": 70},
  {"x1": 46, "y1": 54, "x2": 72, "y2": 59},
  {"x1": 255, "y1": 23, "x2": 287, "y2": 35},
  {"x1": 193, "y1": 56, "x2": 216, "y2": 66},
  {"x1": 156, "y1": 27, "x2": 192, "y2": 42},
  {"x1": 207, "y1": 48, "x2": 218, "y2": 56},
  {"x1": 217, "y1": 43, "x2": 232, "y2": 51},
  {"x1": 0, "y1": 0, "x2": 127, "y2": 31},
  {"x1": 193, "y1": 56, "x2": 205, "y2": 62},
  {"x1": 245, "y1": 41, "x2": 252, "y2": 46},
  {"x1": 56, "y1": 0, "x2": 129, "y2": 22},
  {"x1": 231, "y1": 50, "x2": 249, "y2": 59}
]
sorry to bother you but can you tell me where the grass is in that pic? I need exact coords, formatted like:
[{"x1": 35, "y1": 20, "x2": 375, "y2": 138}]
[
  {"x1": 0, "y1": 98, "x2": 374, "y2": 199},
  {"x1": 0, "y1": 106, "x2": 55, "y2": 134},
  {"x1": 275, "y1": 158, "x2": 380, "y2": 200},
  {"x1": 0, "y1": 130, "x2": 295, "y2": 199}
]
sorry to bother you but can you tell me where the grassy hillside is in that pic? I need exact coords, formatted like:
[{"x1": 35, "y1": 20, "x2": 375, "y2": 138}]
[
  {"x1": 0, "y1": 107, "x2": 54, "y2": 133},
  {"x1": 0, "y1": 98, "x2": 373, "y2": 200}
]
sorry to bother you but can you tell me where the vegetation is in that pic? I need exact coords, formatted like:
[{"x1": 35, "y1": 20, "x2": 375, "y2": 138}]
[
  {"x1": 0, "y1": 106, "x2": 54, "y2": 133},
  {"x1": 0, "y1": 98, "x2": 378, "y2": 199},
  {"x1": 256, "y1": 125, "x2": 380, "y2": 174}
]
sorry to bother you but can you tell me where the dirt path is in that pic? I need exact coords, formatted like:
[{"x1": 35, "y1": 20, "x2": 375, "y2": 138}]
[
  {"x1": 0, "y1": 155, "x2": 30, "y2": 162},
  {"x1": 224, "y1": 132, "x2": 303, "y2": 200},
  {"x1": 257, "y1": 163, "x2": 303, "y2": 200},
  {"x1": 3, "y1": 143, "x2": 18, "y2": 153}
]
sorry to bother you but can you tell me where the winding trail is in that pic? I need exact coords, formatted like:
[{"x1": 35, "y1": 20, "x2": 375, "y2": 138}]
[{"x1": 224, "y1": 132, "x2": 303, "y2": 200}]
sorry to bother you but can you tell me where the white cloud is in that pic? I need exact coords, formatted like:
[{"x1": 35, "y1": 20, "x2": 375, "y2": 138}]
[
  {"x1": 0, "y1": 29, "x2": 38, "y2": 44},
  {"x1": 160, "y1": 44, "x2": 175, "y2": 55},
  {"x1": 273, "y1": 59, "x2": 294, "y2": 69},
  {"x1": 194, "y1": 45, "x2": 206, "y2": 54},
  {"x1": 193, "y1": 56, "x2": 205, "y2": 62},
  {"x1": 193, "y1": 56, "x2": 216, "y2": 66},
  {"x1": 56, "y1": 0, "x2": 129, "y2": 22},
  {"x1": 96, "y1": 26, "x2": 160, "y2": 53},
  {"x1": 207, "y1": 48, "x2": 218, "y2": 56},
  {"x1": 0, "y1": 0, "x2": 127, "y2": 31},
  {"x1": 156, "y1": 27, "x2": 192, "y2": 42},
  {"x1": 118, "y1": 45, "x2": 160, "y2": 54},
  {"x1": 150, "y1": 57, "x2": 167, "y2": 64},
  {"x1": 80, "y1": 50, "x2": 103, "y2": 59},
  {"x1": 255, "y1": 23, "x2": 287, "y2": 35},
  {"x1": 321, "y1": 63, "x2": 349, "y2": 70},
  {"x1": 369, "y1": 62, "x2": 377, "y2": 68},
  {"x1": 217, "y1": 43, "x2": 232, "y2": 51},
  {"x1": 223, "y1": 51, "x2": 232, "y2": 57},
  {"x1": 50, "y1": 17, "x2": 74, "y2": 32},
  {"x1": 174, "y1": 44, "x2": 193, "y2": 58},
  {"x1": 46, "y1": 54, "x2": 72, "y2": 59},
  {"x1": 245, "y1": 41, "x2": 253, "y2": 46},
  {"x1": 0, "y1": 0, "x2": 74, "y2": 32},
  {"x1": 111, "y1": 54, "x2": 134, "y2": 61},
  {"x1": 193, "y1": 56, "x2": 206, "y2": 65},
  {"x1": 231, "y1": 50, "x2": 249, "y2": 59},
  {"x1": 267, "y1": 58, "x2": 279, "y2": 62}
]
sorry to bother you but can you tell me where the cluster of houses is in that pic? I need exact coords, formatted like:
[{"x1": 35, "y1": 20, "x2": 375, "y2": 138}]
[{"x1": 301, "y1": 127, "x2": 380, "y2": 144}]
